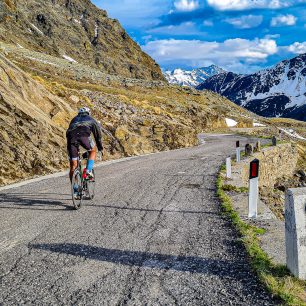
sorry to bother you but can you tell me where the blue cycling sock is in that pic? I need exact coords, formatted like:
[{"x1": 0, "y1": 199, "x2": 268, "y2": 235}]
[{"x1": 87, "y1": 159, "x2": 95, "y2": 172}]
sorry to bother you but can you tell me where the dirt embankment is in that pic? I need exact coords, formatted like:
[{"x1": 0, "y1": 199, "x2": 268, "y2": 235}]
[{"x1": 0, "y1": 54, "x2": 74, "y2": 186}]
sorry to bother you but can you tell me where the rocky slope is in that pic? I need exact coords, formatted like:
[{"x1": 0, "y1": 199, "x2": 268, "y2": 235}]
[
  {"x1": 164, "y1": 65, "x2": 225, "y2": 87},
  {"x1": 0, "y1": 0, "x2": 163, "y2": 80},
  {"x1": 197, "y1": 54, "x2": 306, "y2": 121},
  {"x1": 0, "y1": 53, "x2": 73, "y2": 185},
  {"x1": 0, "y1": 46, "x2": 257, "y2": 186}
]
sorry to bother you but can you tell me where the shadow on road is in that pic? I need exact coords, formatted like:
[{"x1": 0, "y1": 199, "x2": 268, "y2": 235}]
[
  {"x1": 0, "y1": 193, "x2": 73, "y2": 210},
  {"x1": 31, "y1": 243, "x2": 246, "y2": 278}
]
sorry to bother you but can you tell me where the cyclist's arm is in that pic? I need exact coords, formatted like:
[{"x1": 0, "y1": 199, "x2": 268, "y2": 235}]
[{"x1": 92, "y1": 119, "x2": 103, "y2": 152}]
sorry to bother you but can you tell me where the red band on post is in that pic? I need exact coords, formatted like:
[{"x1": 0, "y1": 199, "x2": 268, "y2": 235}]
[{"x1": 249, "y1": 159, "x2": 259, "y2": 179}]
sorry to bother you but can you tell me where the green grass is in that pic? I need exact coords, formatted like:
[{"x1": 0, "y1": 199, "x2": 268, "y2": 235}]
[
  {"x1": 217, "y1": 165, "x2": 306, "y2": 305},
  {"x1": 222, "y1": 184, "x2": 249, "y2": 193}
]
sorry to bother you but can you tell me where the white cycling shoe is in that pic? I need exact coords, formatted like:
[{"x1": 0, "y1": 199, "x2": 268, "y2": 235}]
[{"x1": 86, "y1": 171, "x2": 94, "y2": 180}]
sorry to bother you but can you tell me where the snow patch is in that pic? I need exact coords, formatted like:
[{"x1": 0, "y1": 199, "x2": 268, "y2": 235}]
[
  {"x1": 94, "y1": 23, "x2": 99, "y2": 38},
  {"x1": 280, "y1": 128, "x2": 306, "y2": 140},
  {"x1": 30, "y1": 23, "x2": 44, "y2": 35},
  {"x1": 225, "y1": 118, "x2": 238, "y2": 127},
  {"x1": 253, "y1": 121, "x2": 266, "y2": 127},
  {"x1": 24, "y1": 56, "x2": 59, "y2": 67},
  {"x1": 63, "y1": 55, "x2": 78, "y2": 63}
]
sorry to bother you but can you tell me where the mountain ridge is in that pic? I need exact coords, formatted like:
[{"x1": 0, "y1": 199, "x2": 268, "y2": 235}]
[
  {"x1": 164, "y1": 65, "x2": 225, "y2": 87},
  {"x1": 0, "y1": 0, "x2": 164, "y2": 80},
  {"x1": 197, "y1": 53, "x2": 306, "y2": 121}
]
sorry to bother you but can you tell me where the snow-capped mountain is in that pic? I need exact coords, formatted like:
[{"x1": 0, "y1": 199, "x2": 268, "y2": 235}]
[
  {"x1": 197, "y1": 54, "x2": 306, "y2": 121},
  {"x1": 164, "y1": 65, "x2": 225, "y2": 87}
]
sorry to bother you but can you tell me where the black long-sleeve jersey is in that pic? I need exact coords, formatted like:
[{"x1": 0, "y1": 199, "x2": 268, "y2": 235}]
[{"x1": 66, "y1": 114, "x2": 103, "y2": 151}]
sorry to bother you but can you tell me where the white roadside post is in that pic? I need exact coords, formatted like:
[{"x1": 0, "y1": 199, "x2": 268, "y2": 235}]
[
  {"x1": 279, "y1": 129, "x2": 282, "y2": 141},
  {"x1": 248, "y1": 159, "x2": 259, "y2": 219},
  {"x1": 226, "y1": 157, "x2": 231, "y2": 179},
  {"x1": 236, "y1": 141, "x2": 241, "y2": 162},
  {"x1": 285, "y1": 188, "x2": 306, "y2": 280}
]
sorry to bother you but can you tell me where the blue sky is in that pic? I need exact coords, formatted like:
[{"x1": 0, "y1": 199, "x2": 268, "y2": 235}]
[{"x1": 93, "y1": 0, "x2": 306, "y2": 73}]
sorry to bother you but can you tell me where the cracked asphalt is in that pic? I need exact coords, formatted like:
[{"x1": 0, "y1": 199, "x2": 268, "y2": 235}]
[{"x1": 0, "y1": 134, "x2": 278, "y2": 305}]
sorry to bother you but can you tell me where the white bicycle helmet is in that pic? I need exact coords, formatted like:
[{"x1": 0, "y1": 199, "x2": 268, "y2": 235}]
[{"x1": 78, "y1": 107, "x2": 91, "y2": 115}]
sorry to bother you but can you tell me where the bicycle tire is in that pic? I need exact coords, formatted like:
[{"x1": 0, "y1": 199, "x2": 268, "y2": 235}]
[
  {"x1": 87, "y1": 169, "x2": 96, "y2": 200},
  {"x1": 71, "y1": 169, "x2": 83, "y2": 210}
]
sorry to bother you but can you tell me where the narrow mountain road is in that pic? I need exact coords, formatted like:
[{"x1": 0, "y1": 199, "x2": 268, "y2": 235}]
[{"x1": 0, "y1": 135, "x2": 277, "y2": 305}]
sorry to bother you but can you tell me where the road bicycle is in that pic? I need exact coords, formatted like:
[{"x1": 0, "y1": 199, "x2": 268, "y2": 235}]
[{"x1": 71, "y1": 151, "x2": 96, "y2": 210}]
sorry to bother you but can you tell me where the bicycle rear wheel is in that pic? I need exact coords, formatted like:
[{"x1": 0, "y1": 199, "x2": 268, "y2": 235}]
[
  {"x1": 87, "y1": 169, "x2": 96, "y2": 200},
  {"x1": 71, "y1": 169, "x2": 83, "y2": 210}
]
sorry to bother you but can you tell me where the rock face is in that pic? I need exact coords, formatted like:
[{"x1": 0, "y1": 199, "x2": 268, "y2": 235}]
[
  {"x1": 0, "y1": 53, "x2": 74, "y2": 186},
  {"x1": 234, "y1": 143, "x2": 299, "y2": 189},
  {"x1": 0, "y1": 0, "x2": 164, "y2": 80},
  {"x1": 197, "y1": 54, "x2": 306, "y2": 121},
  {"x1": 164, "y1": 65, "x2": 225, "y2": 87},
  {"x1": 231, "y1": 142, "x2": 303, "y2": 219}
]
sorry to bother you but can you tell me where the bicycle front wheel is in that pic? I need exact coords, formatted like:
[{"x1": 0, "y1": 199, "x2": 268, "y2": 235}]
[{"x1": 71, "y1": 169, "x2": 83, "y2": 210}]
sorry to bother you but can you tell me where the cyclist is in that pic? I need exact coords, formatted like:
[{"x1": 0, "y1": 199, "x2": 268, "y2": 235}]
[{"x1": 66, "y1": 107, "x2": 103, "y2": 187}]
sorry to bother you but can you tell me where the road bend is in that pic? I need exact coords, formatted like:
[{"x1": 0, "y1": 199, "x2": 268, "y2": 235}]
[{"x1": 0, "y1": 134, "x2": 277, "y2": 305}]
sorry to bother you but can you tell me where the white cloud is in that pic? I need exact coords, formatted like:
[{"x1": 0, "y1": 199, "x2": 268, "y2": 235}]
[
  {"x1": 148, "y1": 22, "x2": 201, "y2": 35},
  {"x1": 264, "y1": 34, "x2": 280, "y2": 39},
  {"x1": 207, "y1": 0, "x2": 304, "y2": 10},
  {"x1": 203, "y1": 20, "x2": 214, "y2": 27},
  {"x1": 142, "y1": 35, "x2": 153, "y2": 43},
  {"x1": 271, "y1": 14, "x2": 297, "y2": 27},
  {"x1": 287, "y1": 42, "x2": 306, "y2": 54},
  {"x1": 142, "y1": 38, "x2": 278, "y2": 73},
  {"x1": 225, "y1": 15, "x2": 263, "y2": 29},
  {"x1": 174, "y1": 0, "x2": 199, "y2": 11}
]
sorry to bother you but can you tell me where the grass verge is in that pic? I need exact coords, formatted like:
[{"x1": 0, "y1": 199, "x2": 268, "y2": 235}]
[
  {"x1": 216, "y1": 164, "x2": 306, "y2": 305},
  {"x1": 222, "y1": 184, "x2": 249, "y2": 193}
]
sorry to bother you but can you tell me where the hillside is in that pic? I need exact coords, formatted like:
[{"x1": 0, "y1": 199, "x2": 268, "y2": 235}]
[
  {"x1": 197, "y1": 53, "x2": 306, "y2": 121},
  {"x1": 0, "y1": 44, "x2": 259, "y2": 186},
  {"x1": 0, "y1": 0, "x2": 163, "y2": 80},
  {"x1": 0, "y1": 53, "x2": 73, "y2": 185}
]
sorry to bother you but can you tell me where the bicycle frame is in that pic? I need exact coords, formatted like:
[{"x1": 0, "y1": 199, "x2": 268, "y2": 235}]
[{"x1": 71, "y1": 151, "x2": 95, "y2": 209}]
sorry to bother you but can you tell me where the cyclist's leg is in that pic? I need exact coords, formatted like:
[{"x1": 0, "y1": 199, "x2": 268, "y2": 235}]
[
  {"x1": 88, "y1": 146, "x2": 97, "y2": 166},
  {"x1": 67, "y1": 139, "x2": 79, "y2": 182},
  {"x1": 80, "y1": 136, "x2": 96, "y2": 173},
  {"x1": 69, "y1": 160, "x2": 78, "y2": 182}
]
